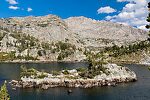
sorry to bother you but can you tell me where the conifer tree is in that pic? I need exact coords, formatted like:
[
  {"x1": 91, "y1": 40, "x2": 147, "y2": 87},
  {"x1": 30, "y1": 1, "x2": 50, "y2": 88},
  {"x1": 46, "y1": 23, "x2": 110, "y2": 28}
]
[
  {"x1": 0, "y1": 81, "x2": 10, "y2": 100},
  {"x1": 146, "y1": 2, "x2": 150, "y2": 36}
]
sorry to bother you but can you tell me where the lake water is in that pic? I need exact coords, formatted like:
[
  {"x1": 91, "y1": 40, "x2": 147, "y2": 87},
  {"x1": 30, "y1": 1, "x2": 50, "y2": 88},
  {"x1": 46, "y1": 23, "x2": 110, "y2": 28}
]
[{"x1": 0, "y1": 62, "x2": 150, "y2": 100}]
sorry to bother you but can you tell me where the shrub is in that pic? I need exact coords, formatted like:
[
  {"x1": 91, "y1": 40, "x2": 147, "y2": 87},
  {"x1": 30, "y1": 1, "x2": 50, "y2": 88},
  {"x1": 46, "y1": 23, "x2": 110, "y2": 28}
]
[
  {"x1": 79, "y1": 71, "x2": 88, "y2": 78},
  {"x1": 37, "y1": 50, "x2": 46, "y2": 56},
  {"x1": 57, "y1": 49, "x2": 74, "y2": 60},
  {"x1": 55, "y1": 41, "x2": 76, "y2": 51},
  {"x1": 51, "y1": 70, "x2": 60, "y2": 76},
  {"x1": 41, "y1": 42, "x2": 51, "y2": 50},
  {"x1": 20, "y1": 66, "x2": 37, "y2": 77},
  {"x1": 0, "y1": 32, "x2": 7, "y2": 41},
  {"x1": 9, "y1": 33, "x2": 21, "y2": 39},
  {"x1": 0, "y1": 52, "x2": 16, "y2": 61},
  {"x1": 57, "y1": 53, "x2": 64, "y2": 60},
  {"x1": 62, "y1": 70, "x2": 69, "y2": 75},
  {"x1": 24, "y1": 56, "x2": 38, "y2": 61},
  {"x1": 37, "y1": 23, "x2": 49, "y2": 27},
  {"x1": 37, "y1": 72, "x2": 48, "y2": 79},
  {"x1": 76, "y1": 67, "x2": 87, "y2": 72},
  {"x1": 51, "y1": 49, "x2": 55, "y2": 53}
]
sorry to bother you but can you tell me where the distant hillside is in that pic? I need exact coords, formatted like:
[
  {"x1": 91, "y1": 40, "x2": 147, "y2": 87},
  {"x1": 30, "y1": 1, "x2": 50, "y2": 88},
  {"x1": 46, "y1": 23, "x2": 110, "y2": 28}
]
[{"x1": 0, "y1": 15, "x2": 148, "y2": 62}]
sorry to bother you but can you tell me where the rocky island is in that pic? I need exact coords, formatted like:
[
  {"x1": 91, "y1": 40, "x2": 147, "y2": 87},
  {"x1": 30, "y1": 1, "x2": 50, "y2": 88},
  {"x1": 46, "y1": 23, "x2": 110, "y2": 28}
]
[{"x1": 10, "y1": 62, "x2": 137, "y2": 89}]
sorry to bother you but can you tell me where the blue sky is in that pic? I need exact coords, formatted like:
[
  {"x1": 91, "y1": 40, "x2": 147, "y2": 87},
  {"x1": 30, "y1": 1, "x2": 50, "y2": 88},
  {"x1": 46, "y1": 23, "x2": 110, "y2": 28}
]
[
  {"x1": 0, "y1": 0, "x2": 150, "y2": 29},
  {"x1": 0, "y1": 0, "x2": 126, "y2": 19}
]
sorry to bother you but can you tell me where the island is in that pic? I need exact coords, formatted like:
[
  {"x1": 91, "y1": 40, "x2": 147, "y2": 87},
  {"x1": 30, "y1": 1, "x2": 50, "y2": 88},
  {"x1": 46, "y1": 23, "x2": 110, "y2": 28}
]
[{"x1": 10, "y1": 63, "x2": 137, "y2": 89}]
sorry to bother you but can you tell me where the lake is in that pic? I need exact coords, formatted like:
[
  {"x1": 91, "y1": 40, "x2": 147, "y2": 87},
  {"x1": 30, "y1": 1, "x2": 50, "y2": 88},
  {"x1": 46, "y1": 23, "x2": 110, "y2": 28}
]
[{"x1": 0, "y1": 62, "x2": 150, "y2": 100}]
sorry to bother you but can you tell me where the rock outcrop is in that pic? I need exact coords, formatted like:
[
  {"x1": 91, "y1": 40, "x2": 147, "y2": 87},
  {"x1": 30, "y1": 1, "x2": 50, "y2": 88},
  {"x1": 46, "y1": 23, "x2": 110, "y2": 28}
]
[{"x1": 140, "y1": 52, "x2": 150, "y2": 65}]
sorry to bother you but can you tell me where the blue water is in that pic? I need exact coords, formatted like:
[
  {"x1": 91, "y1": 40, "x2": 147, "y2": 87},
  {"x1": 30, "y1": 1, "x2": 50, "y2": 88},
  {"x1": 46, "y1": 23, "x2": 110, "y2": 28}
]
[{"x1": 0, "y1": 63, "x2": 150, "y2": 100}]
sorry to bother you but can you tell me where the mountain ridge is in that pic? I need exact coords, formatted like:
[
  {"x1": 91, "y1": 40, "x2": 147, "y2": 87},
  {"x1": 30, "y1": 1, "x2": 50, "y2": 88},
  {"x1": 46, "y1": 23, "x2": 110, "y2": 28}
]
[{"x1": 0, "y1": 14, "x2": 148, "y2": 61}]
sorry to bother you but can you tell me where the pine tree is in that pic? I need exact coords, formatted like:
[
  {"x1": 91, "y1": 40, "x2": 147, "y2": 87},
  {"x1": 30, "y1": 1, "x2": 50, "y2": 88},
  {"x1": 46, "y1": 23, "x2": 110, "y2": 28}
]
[
  {"x1": 145, "y1": 2, "x2": 150, "y2": 42},
  {"x1": 0, "y1": 81, "x2": 10, "y2": 100},
  {"x1": 146, "y1": 2, "x2": 150, "y2": 36}
]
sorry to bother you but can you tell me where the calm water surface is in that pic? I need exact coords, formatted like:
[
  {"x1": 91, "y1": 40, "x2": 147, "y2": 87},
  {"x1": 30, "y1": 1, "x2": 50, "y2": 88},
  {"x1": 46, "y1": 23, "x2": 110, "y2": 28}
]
[{"x1": 0, "y1": 62, "x2": 150, "y2": 100}]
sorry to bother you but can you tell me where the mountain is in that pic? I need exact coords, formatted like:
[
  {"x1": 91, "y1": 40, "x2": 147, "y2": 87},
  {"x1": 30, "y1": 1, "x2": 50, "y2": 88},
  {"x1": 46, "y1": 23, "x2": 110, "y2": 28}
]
[
  {"x1": 65, "y1": 16, "x2": 148, "y2": 48},
  {"x1": 0, "y1": 15, "x2": 148, "y2": 61}
]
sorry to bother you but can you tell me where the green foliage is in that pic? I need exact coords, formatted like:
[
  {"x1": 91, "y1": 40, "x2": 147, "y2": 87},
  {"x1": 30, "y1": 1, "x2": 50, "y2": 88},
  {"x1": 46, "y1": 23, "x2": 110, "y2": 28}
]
[
  {"x1": 147, "y1": 17, "x2": 150, "y2": 22},
  {"x1": 146, "y1": 2, "x2": 150, "y2": 35},
  {"x1": 24, "y1": 55, "x2": 38, "y2": 61},
  {"x1": 104, "y1": 40, "x2": 150, "y2": 57},
  {"x1": 51, "y1": 48, "x2": 57, "y2": 53},
  {"x1": 37, "y1": 50, "x2": 46, "y2": 56},
  {"x1": 76, "y1": 67, "x2": 87, "y2": 72},
  {"x1": 56, "y1": 41, "x2": 76, "y2": 60},
  {"x1": 10, "y1": 33, "x2": 38, "y2": 52},
  {"x1": 20, "y1": 66, "x2": 49, "y2": 78},
  {"x1": 37, "y1": 72, "x2": 48, "y2": 79},
  {"x1": 51, "y1": 70, "x2": 60, "y2": 76},
  {"x1": 41, "y1": 42, "x2": 51, "y2": 50},
  {"x1": 77, "y1": 67, "x2": 88, "y2": 78},
  {"x1": 0, "y1": 32, "x2": 7, "y2": 41},
  {"x1": 37, "y1": 23, "x2": 49, "y2": 27},
  {"x1": 20, "y1": 66, "x2": 37, "y2": 77},
  {"x1": 9, "y1": 33, "x2": 21, "y2": 40},
  {"x1": 16, "y1": 55, "x2": 37, "y2": 61},
  {"x1": 65, "y1": 76, "x2": 78, "y2": 79},
  {"x1": 0, "y1": 52, "x2": 16, "y2": 61},
  {"x1": 65, "y1": 38, "x2": 69, "y2": 42},
  {"x1": 0, "y1": 82, "x2": 10, "y2": 100},
  {"x1": 62, "y1": 70, "x2": 69, "y2": 75},
  {"x1": 78, "y1": 71, "x2": 88, "y2": 78},
  {"x1": 57, "y1": 53, "x2": 64, "y2": 60},
  {"x1": 55, "y1": 41, "x2": 75, "y2": 50},
  {"x1": 78, "y1": 52, "x2": 109, "y2": 78},
  {"x1": 57, "y1": 50, "x2": 74, "y2": 60},
  {"x1": 78, "y1": 66, "x2": 108, "y2": 79}
]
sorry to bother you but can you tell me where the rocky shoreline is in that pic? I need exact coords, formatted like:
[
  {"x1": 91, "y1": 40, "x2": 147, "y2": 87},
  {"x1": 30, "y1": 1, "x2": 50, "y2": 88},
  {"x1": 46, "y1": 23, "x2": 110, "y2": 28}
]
[
  {"x1": 1, "y1": 60, "x2": 87, "y2": 64},
  {"x1": 10, "y1": 64, "x2": 137, "y2": 89}
]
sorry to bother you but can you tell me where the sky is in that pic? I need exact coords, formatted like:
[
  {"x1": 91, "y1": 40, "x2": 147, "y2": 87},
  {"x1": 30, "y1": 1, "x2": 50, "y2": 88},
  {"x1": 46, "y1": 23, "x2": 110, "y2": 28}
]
[{"x1": 0, "y1": 0, "x2": 150, "y2": 30}]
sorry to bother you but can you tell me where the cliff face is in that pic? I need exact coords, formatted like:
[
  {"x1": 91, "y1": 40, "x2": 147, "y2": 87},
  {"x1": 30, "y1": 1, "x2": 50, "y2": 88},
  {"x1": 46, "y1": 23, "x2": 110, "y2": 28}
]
[{"x1": 0, "y1": 15, "x2": 148, "y2": 61}]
